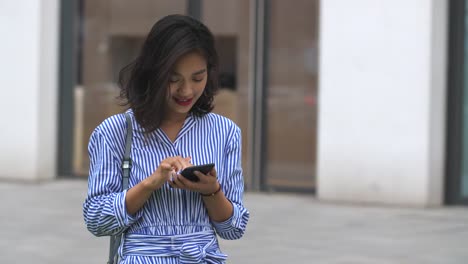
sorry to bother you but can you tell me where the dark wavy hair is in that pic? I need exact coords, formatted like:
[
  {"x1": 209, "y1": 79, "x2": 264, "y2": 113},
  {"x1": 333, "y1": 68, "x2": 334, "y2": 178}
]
[{"x1": 118, "y1": 14, "x2": 219, "y2": 134}]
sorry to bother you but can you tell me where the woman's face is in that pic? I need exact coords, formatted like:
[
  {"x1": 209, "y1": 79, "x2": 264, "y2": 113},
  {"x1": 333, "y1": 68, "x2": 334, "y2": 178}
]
[{"x1": 166, "y1": 51, "x2": 208, "y2": 118}]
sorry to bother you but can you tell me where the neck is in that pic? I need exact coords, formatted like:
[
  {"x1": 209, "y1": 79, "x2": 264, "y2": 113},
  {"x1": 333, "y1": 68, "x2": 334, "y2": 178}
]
[{"x1": 163, "y1": 112, "x2": 188, "y2": 125}]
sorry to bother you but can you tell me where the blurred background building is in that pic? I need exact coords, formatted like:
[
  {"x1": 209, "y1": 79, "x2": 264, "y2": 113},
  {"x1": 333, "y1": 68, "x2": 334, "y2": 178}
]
[{"x1": 1, "y1": 0, "x2": 467, "y2": 207}]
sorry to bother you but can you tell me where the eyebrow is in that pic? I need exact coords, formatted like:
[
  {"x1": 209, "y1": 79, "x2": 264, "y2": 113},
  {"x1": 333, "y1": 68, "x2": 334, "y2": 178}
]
[
  {"x1": 192, "y1": 69, "x2": 207, "y2": 75},
  {"x1": 173, "y1": 69, "x2": 207, "y2": 76}
]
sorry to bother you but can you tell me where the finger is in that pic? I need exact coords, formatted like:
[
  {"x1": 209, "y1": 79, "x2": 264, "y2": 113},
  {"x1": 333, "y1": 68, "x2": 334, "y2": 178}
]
[
  {"x1": 194, "y1": 169, "x2": 216, "y2": 179},
  {"x1": 180, "y1": 157, "x2": 193, "y2": 169},
  {"x1": 169, "y1": 171, "x2": 176, "y2": 182},
  {"x1": 176, "y1": 156, "x2": 192, "y2": 170},
  {"x1": 183, "y1": 159, "x2": 193, "y2": 168},
  {"x1": 169, "y1": 158, "x2": 184, "y2": 172},
  {"x1": 162, "y1": 158, "x2": 179, "y2": 171},
  {"x1": 194, "y1": 171, "x2": 212, "y2": 183},
  {"x1": 159, "y1": 162, "x2": 173, "y2": 173},
  {"x1": 172, "y1": 174, "x2": 187, "y2": 188},
  {"x1": 176, "y1": 173, "x2": 196, "y2": 188},
  {"x1": 159, "y1": 162, "x2": 172, "y2": 170},
  {"x1": 208, "y1": 167, "x2": 217, "y2": 178},
  {"x1": 168, "y1": 179, "x2": 179, "y2": 189},
  {"x1": 174, "y1": 158, "x2": 192, "y2": 171}
]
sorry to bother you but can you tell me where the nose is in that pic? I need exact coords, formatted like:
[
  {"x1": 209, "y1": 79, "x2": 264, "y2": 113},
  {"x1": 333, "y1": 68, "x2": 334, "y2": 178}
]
[{"x1": 177, "y1": 80, "x2": 192, "y2": 95}]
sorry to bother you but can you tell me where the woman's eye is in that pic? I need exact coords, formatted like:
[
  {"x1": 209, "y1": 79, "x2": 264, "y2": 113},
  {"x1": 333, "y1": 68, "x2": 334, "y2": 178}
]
[
  {"x1": 169, "y1": 77, "x2": 180, "y2": 83},
  {"x1": 193, "y1": 78, "x2": 204, "y2": 82}
]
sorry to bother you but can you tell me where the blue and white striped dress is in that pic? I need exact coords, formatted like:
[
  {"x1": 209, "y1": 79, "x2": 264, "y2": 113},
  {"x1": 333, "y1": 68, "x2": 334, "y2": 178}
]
[{"x1": 83, "y1": 110, "x2": 249, "y2": 264}]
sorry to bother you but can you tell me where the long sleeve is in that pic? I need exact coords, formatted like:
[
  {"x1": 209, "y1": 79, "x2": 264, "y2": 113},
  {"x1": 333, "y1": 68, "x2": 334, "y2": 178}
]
[
  {"x1": 211, "y1": 127, "x2": 250, "y2": 240},
  {"x1": 83, "y1": 127, "x2": 142, "y2": 237}
]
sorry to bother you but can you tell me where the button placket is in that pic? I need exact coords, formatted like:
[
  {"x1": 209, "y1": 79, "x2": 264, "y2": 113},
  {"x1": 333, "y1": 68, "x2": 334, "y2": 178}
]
[{"x1": 173, "y1": 142, "x2": 179, "y2": 156}]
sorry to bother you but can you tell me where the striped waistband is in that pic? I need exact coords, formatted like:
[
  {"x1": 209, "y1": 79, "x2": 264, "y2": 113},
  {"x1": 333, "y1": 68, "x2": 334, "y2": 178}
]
[{"x1": 122, "y1": 231, "x2": 227, "y2": 264}]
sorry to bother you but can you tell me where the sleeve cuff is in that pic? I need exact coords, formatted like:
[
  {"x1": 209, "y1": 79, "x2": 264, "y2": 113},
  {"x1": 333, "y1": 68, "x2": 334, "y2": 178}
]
[
  {"x1": 113, "y1": 190, "x2": 142, "y2": 227},
  {"x1": 211, "y1": 202, "x2": 248, "y2": 232}
]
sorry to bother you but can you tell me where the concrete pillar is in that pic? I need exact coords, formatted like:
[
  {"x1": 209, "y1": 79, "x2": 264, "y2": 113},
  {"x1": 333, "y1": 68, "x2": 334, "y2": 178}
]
[
  {"x1": 0, "y1": 0, "x2": 60, "y2": 181},
  {"x1": 317, "y1": 0, "x2": 448, "y2": 206}
]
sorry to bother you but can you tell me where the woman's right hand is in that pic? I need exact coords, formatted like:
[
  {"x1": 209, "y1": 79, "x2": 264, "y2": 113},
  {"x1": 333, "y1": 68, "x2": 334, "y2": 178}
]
[{"x1": 143, "y1": 156, "x2": 192, "y2": 191}]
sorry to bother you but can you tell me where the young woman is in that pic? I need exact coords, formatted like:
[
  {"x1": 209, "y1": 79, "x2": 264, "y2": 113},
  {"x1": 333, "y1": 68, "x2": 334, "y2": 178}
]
[{"x1": 83, "y1": 14, "x2": 249, "y2": 264}]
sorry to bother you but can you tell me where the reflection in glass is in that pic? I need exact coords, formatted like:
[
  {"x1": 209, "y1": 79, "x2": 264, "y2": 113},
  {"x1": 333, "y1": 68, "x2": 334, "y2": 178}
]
[
  {"x1": 74, "y1": 0, "x2": 187, "y2": 176},
  {"x1": 202, "y1": 0, "x2": 252, "y2": 187},
  {"x1": 264, "y1": 0, "x2": 319, "y2": 190}
]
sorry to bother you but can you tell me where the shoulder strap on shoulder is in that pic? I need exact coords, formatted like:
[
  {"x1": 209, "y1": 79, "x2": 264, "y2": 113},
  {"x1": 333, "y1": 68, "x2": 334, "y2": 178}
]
[
  {"x1": 122, "y1": 112, "x2": 133, "y2": 189},
  {"x1": 107, "y1": 112, "x2": 133, "y2": 264}
]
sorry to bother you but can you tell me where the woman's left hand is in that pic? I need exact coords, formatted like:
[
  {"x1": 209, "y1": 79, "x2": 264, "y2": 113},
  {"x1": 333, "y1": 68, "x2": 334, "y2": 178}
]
[{"x1": 169, "y1": 167, "x2": 219, "y2": 195}]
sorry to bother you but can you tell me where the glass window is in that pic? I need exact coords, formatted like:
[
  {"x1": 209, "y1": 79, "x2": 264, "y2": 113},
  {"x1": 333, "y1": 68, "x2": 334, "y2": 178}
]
[
  {"x1": 264, "y1": 0, "x2": 319, "y2": 190},
  {"x1": 201, "y1": 0, "x2": 253, "y2": 187},
  {"x1": 73, "y1": 0, "x2": 187, "y2": 176},
  {"x1": 71, "y1": 0, "x2": 317, "y2": 193}
]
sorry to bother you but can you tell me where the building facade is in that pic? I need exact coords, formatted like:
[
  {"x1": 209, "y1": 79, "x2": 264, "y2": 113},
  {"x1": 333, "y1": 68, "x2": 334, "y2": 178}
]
[{"x1": 1, "y1": 0, "x2": 466, "y2": 206}]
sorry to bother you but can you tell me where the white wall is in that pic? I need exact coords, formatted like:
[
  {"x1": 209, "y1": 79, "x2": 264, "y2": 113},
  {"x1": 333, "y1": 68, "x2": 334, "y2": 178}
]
[
  {"x1": 317, "y1": 0, "x2": 447, "y2": 206},
  {"x1": 0, "y1": 0, "x2": 60, "y2": 181}
]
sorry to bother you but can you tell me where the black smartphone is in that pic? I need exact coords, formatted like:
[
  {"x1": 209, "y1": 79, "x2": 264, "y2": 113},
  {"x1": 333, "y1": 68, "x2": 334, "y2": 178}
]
[{"x1": 180, "y1": 163, "x2": 215, "y2": 182}]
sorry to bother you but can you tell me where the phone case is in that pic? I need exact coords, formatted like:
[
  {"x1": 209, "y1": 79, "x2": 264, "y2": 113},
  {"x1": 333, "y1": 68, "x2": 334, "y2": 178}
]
[{"x1": 180, "y1": 163, "x2": 215, "y2": 182}]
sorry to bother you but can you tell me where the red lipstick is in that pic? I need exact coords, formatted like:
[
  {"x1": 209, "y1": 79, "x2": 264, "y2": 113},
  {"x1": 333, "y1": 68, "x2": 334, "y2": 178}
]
[{"x1": 174, "y1": 97, "x2": 193, "y2": 106}]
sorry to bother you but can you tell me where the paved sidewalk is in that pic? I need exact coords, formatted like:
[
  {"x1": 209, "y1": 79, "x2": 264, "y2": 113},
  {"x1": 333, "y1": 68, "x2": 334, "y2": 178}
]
[{"x1": 1, "y1": 180, "x2": 468, "y2": 264}]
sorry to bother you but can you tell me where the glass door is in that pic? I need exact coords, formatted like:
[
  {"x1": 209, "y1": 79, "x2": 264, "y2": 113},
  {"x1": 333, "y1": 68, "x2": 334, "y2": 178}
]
[
  {"x1": 61, "y1": 0, "x2": 318, "y2": 193},
  {"x1": 201, "y1": 0, "x2": 253, "y2": 187},
  {"x1": 263, "y1": 0, "x2": 319, "y2": 191}
]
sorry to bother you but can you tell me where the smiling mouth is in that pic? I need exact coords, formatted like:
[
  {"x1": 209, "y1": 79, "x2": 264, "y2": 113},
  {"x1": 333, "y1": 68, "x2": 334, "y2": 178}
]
[{"x1": 174, "y1": 97, "x2": 193, "y2": 106}]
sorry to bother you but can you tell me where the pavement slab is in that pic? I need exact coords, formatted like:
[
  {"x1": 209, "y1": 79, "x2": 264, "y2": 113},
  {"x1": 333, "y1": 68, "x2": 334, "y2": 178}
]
[{"x1": 1, "y1": 180, "x2": 467, "y2": 264}]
